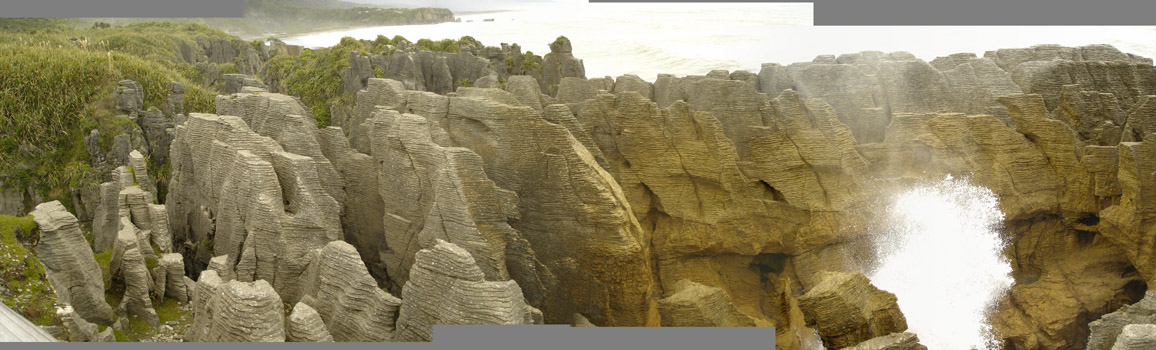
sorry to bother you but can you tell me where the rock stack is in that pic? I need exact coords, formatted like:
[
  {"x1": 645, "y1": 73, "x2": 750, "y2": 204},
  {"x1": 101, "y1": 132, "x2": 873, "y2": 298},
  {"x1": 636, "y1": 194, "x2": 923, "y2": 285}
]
[{"x1": 29, "y1": 201, "x2": 114, "y2": 325}]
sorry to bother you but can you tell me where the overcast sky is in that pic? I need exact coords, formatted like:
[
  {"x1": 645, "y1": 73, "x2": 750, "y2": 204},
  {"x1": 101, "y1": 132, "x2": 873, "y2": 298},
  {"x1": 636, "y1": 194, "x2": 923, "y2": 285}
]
[{"x1": 348, "y1": 0, "x2": 574, "y2": 12}]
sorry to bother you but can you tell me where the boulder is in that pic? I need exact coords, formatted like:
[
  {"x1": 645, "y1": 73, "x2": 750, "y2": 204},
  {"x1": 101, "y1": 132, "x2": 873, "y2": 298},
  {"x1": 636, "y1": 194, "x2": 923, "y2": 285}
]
[
  {"x1": 798, "y1": 271, "x2": 909, "y2": 349},
  {"x1": 394, "y1": 240, "x2": 532, "y2": 342},
  {"x1": 657, "y1": 279, "x2": 758, "y2": 327},
  {"x1": 842, "y1": 332, "x2": 928, "y2": 350}
]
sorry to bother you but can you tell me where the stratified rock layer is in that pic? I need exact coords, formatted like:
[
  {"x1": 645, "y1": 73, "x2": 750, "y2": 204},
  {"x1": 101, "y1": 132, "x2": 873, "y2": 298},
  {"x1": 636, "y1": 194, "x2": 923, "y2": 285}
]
[
  {"x1": 1087, "y1": 290, "x2": 1156, "y2": 350},
  {"x1": 205, "y1": 279, "x2": 285, "y2": 342},
  {"x1": 287, "y1": 302, "x2": 334, "y2": 342},
  {"x1": 657, "y1": 279, "x2": 758, "y2": 327},
  {"x1": 29, "y1": 201, "x2": 114, "y2": 325},
  {"x1": 842, "y1": 332, "x2": 928, "y2": 350},
  {"x1": 798, "y1": 271, "x2": 908, "y2": 349},
  {"x1": 304, "y1": 241, "x2": 401, "y2": 342},
  {"x1": 394, "y1": 240, "x2": 532, "y2": 342}
]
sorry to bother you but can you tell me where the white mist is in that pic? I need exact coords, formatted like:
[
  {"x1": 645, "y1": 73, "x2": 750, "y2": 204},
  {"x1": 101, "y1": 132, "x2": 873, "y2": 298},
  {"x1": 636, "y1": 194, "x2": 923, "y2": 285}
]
[{"x1": 868, "y1": 175, "x2": 1014, "y2": 350}]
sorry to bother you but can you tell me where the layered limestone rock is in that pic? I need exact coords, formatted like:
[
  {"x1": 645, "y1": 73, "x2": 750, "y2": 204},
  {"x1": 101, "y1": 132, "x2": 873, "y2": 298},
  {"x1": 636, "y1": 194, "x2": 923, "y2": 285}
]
[
  {"x1": 160, "y1": 253, "x2": 189, "y2": 303},
  {"x1": 166, "y1": 111, "x2": 341, "y2": 304},
  {"x1": 1053, "y1": 84, "x2": 1126, "y2": 146},
  {"x1": 28, "y1": 201, "x2": 114, "y2": 325},
  {"x1": 205, "y1": 279, "x2": 286, "y2": 342},
  {"x1": 92, "y1": 174, "x2": 127, "y2": 253},
  {"x1": 349, "y1": 80, "x2": 654, "y2": 326},
  {"x1": 315, "y1": 126, "x2": 387, "y2": 280},
  {"x1": 841, "y1": 332, "x2": 928, "y2": 350},
  {"x1": 1111, "y1": 324, "x2": 1156, "y2": 350},
  {"x1": 1122, "y1": 96, "x2": 1156, "y2": 143},
  {"x1": 612, "y1": 74, "x2": 654, "y2": 101},
  {"x1": 369, "y1": 111, "x2": 520, "y2": 290},
  {"x1": 504, "y1": 75, "x2": 544, "y2": 111},
  {"x1": 359, "y1": 50, "x2": 496, "y2": 95},
  {"x1": 302, "y1": 241, "x2": 401, "y2": 342},
  {"x1": 287, "y1": 302, "x2": 334, "y2": 342},
  {"x1": 541, "y1": 37, "x2": 586, "y2": 97},
  {"x1": 214, "y1": 91, "x2": 344, "y2": 205},
  {"x1": 1100, "y1": 135, "x2": 1156, "y2": 284},
  {"x1": 568, "y1": 89, "x2": 810, "y2": 324},
  {"x1": 657, "y1": 279, "x2": 759, "y2": 327},
  {"x1": 798, "y1": 271, "x2": 908, "y2": 349},
  {"x1": 148, "y1": 204, "x2": 172, "y2": 253},
  {"x1": 572, "y1": 313, "x2": 596, "y2": 327},
  {"x1": 128, "y1": 150, "x2": 155, "y2": 201},
  {"x1": 111, "y1": 216, "x2": 160, "y2": 328},
  {"x1": 186, "y1": 270, "x2": 223, "y2": 342},
  {"x1": 994, "y1": 216, "x2": 1145, "y2": 350},
  {"x1": 1086, "y1": 290, "x2": 1156, "y2": 350},
  {"x1": 394, "y1": 240, "x2": 533, "y2": 342},
  {"x1": 58, "y1": 304, "x2": 114, "y2": 342}
]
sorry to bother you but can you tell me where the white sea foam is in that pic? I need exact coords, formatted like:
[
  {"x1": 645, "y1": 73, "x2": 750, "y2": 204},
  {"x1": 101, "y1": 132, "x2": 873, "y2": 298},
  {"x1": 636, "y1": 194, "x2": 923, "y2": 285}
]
[{"x1": 868, "y1": 175, "x2": 1014, "y2": 350}]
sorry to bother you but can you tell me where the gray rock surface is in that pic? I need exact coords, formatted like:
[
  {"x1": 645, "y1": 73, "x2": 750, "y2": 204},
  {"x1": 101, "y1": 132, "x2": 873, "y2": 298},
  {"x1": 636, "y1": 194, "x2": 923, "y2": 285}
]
[
  {"x1": 166, "y1": 111, "x2": 340, "y2": 304},
  {"x1": 315, "y1": 127, "x2": 386, "y2": 280},
  {"x1": 28, "y1": 201, "x2": 114, "y2": 325},
  {"x1": 370, "y1": 112, "x2": 519, "y2": 290},
  {"x1": 1087, "y1": 290, "x2": 1156, "y2": 350},
  {"x1": 541, "y1": 37, "x2": 586, "y2": 97},
  {"x1": 612, "y1": 74, "x2": 654, "y2": 101},
  {"x1": 205, "y1": 279, "x2": 285, "y2": 342},
  {"x1": 504, "y1": 75, "x2": 544, "y2": 110},
  {"x1": 147, "y1": 204, "x2": 171, "y2": 253},
  {"x1": 1111, "y1": 324, "x2": 1156, "y2": 350},
  {"x1": 161, "y1": 253, "x2": 189, "y2": 303},
  {"x1": 287, "y1": 302, "x2": 333, "y2": 342},
  {"x1": 394, "y1": 240, "x2": 532, "y2": 342},
  {"x1": 360, "y1": 80, "x2": 657, "y2": 326},
  {"x1": 117, "y1": 80, "x2": 145, "y2": 115},
  {"x1": 112, "y1": 216, "x2": 160, "y2": 328},
  {"x1": 842, "y1": 332, "x2": 928, "y2": 350},
  {"x1": 186, "y1": 270, "x2": 223, "y2": 342},
  {"x1": 59, "y1": 304, "x2": 113, "y2": 342},
  {"x1": 304, "y1": 241, "x2": 401, "y2": 342},
  {"x1": 342, "y1": 51, "x2": 373, "y2": 94}
]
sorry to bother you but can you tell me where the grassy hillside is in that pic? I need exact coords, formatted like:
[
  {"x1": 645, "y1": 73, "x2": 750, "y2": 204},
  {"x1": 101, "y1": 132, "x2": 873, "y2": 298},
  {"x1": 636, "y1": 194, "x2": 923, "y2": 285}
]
[{"x1": 0, "y1": 22, "x2": 234, "y2": 208}]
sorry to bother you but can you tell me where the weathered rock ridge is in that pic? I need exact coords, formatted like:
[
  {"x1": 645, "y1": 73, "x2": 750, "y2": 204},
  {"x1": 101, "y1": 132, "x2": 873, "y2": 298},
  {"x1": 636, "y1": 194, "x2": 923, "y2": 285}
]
[{"x1": 19, "y1": 41, "x2": 1156, "y2": 347}]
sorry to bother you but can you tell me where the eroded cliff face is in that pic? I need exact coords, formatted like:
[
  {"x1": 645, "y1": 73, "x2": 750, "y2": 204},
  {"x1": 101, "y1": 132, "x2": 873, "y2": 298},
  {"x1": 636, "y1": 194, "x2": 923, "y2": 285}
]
[{"x1": 41, "y1": 40, "x2": 1153, "y2": 347}]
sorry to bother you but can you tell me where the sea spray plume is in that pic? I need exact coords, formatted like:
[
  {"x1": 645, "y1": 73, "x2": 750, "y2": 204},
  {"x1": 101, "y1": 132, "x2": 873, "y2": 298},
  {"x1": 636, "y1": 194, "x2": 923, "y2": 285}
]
[{"x1": 869, "y1": 175, "x2": 1014, "y2": 350}]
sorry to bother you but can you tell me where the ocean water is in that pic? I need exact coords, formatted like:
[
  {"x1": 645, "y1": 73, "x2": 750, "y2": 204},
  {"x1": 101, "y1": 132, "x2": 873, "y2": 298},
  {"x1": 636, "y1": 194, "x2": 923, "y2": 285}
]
[{"x1": 283, "y1": 3, "x2": 1156, "y2": 81}]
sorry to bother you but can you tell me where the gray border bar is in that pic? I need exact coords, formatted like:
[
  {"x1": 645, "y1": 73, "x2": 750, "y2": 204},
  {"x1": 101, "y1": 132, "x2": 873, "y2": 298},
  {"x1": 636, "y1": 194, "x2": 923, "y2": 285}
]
[
  {"x1": 814, "y1": 0, "x2": 1156, "y2": 25},
  {"x1": 0, "y1": 0, "x2": 243, "y2": 18},
  {"x1": 592, "y1": 0, "x2": 1156, "y2": 25},
  {"x1": 1, "y1": 325, "x2": 775, "y2": 349}
]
